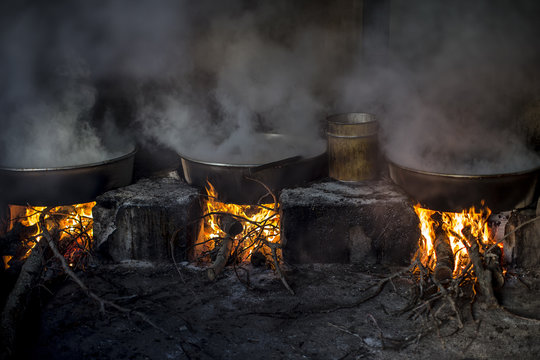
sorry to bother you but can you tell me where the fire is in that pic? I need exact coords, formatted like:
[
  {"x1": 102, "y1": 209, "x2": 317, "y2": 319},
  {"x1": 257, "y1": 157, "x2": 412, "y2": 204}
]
[
  {"x1": 7, "y1": 202, "x2": 95, "y2": 268},
  {"x1": 195, "y1": 182, "x2": 280, "y2": 264},
  {"x1": 414, "y1": 204, "x2": 499, "y2": 276}
]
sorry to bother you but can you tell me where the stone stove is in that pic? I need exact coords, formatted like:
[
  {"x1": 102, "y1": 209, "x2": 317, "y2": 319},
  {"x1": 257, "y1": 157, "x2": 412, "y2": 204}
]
[{"x1": 92, "y1": 173, "x2": 420, "y2": 267}]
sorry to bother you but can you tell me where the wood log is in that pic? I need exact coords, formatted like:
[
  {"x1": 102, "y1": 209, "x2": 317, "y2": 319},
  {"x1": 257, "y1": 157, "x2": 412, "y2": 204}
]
[
  {"x1": 462, "y1": 227, "x2": 499, "y2": 308},
  {"x1": 219, "y1": 215, "x2": 243, "y2": 237},
  {"x1": 485, "y1": 245, "x2": 504, "y2": 289},
  {"x1": 434, "y1": 232, "x2": 454, "y2": 282},
  {"x1": 1, "y1": 223, "x2": 39, "y2": 258},
  {"x1": 250, "y1": 250, "x2": 267, "y2": 267},
  {"x1": 207, "y1": 218, "x2": 243, "y2": 281},
  {"x1": 207, "y1": 236, "x2": 234, "y2": 281}
]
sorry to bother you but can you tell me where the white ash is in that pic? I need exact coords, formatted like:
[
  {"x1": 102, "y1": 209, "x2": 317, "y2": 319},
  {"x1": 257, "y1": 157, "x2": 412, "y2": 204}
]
[{"x1": 280, "y1": 179, "x2": 410, "y2": 208}]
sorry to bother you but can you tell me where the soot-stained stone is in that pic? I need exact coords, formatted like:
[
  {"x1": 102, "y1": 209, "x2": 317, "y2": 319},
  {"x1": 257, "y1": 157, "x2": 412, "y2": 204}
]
[
  {"x1": 280, "y1": 178, "x2": 420, "y2": 265},
  {"x1": 93, "y1": 174, "x2": 201, "y2": 262},
  {"x1": 504, "y1": 198, "x2": 540, "y2": 269}
]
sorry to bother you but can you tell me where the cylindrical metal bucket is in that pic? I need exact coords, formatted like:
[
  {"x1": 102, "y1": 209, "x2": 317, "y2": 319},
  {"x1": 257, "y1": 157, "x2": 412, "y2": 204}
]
[{"x1": 327, "y1": 113, "x2": 378, "y2": 181}]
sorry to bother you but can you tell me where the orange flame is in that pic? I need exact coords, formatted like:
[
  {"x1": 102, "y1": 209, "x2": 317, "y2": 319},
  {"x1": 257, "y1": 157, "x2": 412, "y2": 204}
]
[
  {"x1": 195, "y1": 182, "x2": 280, "y2": 263},
  {"x1": 414, "y1": 204, "x2": 498, "y2": 276},
  {"x1": 7, "y1": 202, "x2": 95, "y2": 268}
]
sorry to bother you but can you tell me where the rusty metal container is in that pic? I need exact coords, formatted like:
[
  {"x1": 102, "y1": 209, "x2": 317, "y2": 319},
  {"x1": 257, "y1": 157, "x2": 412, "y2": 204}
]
[{"x1": 327, "y1": 113, "x2": 378, "y2": 181}]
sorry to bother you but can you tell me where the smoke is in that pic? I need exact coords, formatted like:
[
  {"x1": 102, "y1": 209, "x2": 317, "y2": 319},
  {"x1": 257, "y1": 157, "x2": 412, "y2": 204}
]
[
  {"x1": 0, "y1": 0, "x2": 208, "y2": 168},
  {"x1": 2, "y1": 0, "x2": 539, "y2": 173},
  {"x1": 338, "y1": 0, "x2": 540, "y2": 174},
  {"x1": 1, "y1": 1, "x2": 336, "y2": 167},
  {"x1": 138, "y1": 6, "x2": 335, "y2": 163},
  {"x1": 0, "y1": 2, "x2": 114, "y2": 167}
]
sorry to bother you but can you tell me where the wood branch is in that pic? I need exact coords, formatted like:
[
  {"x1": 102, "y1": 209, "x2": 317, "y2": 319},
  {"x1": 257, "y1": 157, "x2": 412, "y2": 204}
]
[
  {"x1": 0, "y1": 240, "x2": 44, "y2": 360},
  {"x1": 484, "y1": 245, "x2": 504, "y2": 290},
  {"x1": 207, "y1": 236, "x2": 233, "y2": 281},
  {"x1": 461, "y1": 227, "x2": 499, "y2": 308},
  {"x1": 207, "y1": 217, "x2": 243, "y2": 281},
  {"x1": 219, "y1": 215, "x2": 243, "y2": 237},
  {"x1": 268, "y1": 242, "x2": 294, "y2": 295},
  {"x1": 37, "y1": 208, "x2": 178, "y2": 344},
  {"x1": 434, "y1": 232, "x2": 454, "y2": 283},
  {"x1": 431, "y1": 275, "x2": 463, "y2": 329}
]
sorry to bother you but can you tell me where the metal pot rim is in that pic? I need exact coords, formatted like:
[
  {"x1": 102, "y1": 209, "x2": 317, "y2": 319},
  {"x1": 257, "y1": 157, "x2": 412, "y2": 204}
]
[
  {"x1": 180, "y1": 149, "x2": 326, "y2": 168},
  {"x1": 0, "y1": 145, "x2": 137, "y2": 172},
  {"x1": 178, "y1": 133, "x2": 326, "y2": 168},
  {"x1": 327, "y1": 112, "x2": 377, "y2": 125},
  {"x1": 387, "y1": 159, "x2": 540, "y2": 179}
]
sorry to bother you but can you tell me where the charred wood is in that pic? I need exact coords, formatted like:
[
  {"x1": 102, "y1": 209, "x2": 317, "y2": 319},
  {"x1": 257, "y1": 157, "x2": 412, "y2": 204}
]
[
  {"x1": 434, "y1": 231, "x2": 454, "y2": 283},
  {"x1": 250, "y1": 250, "x2": 267, "y2": 267},
  {"x1": 0, "y1": 222, "x2": 38, "y2": 256},
  {"x1": 461, "y1": 226, "x2": 499, "y2": 308},
  {"x1": 207, "y1": 237, "x2": 234, "y2": 281},
  {"x1": 207, "y1": 217, "x2": 243, "y2": 281},
  {"x1": 219, "y1": 215, "x2": 243, "y2": 237},
  {"x1": 485, "y1": 245, "x2": 504, "y2": 290}
]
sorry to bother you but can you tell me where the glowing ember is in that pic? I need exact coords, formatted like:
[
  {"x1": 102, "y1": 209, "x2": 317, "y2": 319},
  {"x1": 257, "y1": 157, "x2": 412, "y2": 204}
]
[
  {"x1": 195, "y1": 181, "x2": 281, "y2": 264},
  {"x1": 7, "y1": 202, "x2": 95, "y2": 268},
  {"x1": 414, "y1": 204, "x2": 500, "y2": 276}
]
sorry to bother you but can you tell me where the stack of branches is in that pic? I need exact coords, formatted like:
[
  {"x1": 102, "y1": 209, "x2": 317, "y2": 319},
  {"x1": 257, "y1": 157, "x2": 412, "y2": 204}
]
[
  {"x1": 332, "y1": 219, "x2": 507, "y2": 349},
  {"x1": 172, "y1": 178, "x2": 294, "y2": 294},
  {"x1": 396, "y1": 221, "x2": 505, "y2": 339},
  {"x1": 405, "y1": 212, "x2": 540, "y2": 325},
  {"x1": 2, "y1": 205, "x2": 93, "y2": 271},
  {"x1": 3, "y1": 205, "x2": 189, "y2": 360},
  {"x1": 0, "y1": 206, "x2": 94, "y2": 359}
]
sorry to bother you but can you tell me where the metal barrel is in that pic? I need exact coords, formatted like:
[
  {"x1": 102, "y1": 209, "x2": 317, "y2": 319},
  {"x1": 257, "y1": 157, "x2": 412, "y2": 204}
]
[{"x1": 327, "y1": 113, "x2": 378, "y2": 181}]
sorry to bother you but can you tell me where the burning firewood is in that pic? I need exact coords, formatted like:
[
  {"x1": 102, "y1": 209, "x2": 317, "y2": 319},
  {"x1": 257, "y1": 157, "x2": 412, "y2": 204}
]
[
  {"x1": 250, "y1": 250, "x2": 267, "y2": 267},
  {"x1": 207, "y1": 216, "x2": 243, "y2": 281},
  {"x1": 433, "y1": 231, "x2": 454, "y2": 282},
  {"x1": 484, "y1": 245, "x2": 504, "y2": 290},
  {"x1": 460, "y1": 226, "x2": 499, "y2": 308}
]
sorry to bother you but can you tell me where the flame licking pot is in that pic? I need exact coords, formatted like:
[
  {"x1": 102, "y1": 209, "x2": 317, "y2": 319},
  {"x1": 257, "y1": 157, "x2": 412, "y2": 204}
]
[
  {"x1": 179, "y1": 134, "x2": 327, "y2": 204},
  {"x1": 388, "y1": 160, "x2": 540, "y2": 212},
  {"x1": 0, "y1": 146, "x2": 137, "y2": 206}
]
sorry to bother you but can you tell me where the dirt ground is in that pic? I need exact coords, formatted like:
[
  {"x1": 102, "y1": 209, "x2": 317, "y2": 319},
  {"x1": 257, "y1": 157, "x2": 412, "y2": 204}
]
[{"x1": 20, "y1": 262, "x2": 540, "y2": 360}]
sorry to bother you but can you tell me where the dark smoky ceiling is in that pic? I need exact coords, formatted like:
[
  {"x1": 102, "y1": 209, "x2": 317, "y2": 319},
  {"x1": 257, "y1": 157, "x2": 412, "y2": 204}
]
[{"x1": 0, "y1": 0, "x2": 539, "y2": 174}]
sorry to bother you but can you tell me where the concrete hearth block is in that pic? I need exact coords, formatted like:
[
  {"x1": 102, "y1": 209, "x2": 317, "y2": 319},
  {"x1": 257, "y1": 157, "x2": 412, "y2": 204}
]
[
  {"x1": 280, "y1": 178, "x2": 420, "y2": 265},
  {"x1": 93, "y1": 175, "x2": 200, "y2": 262},
  {"x1": 504, "y1": 197, "x2": 540, "y2": 269}
]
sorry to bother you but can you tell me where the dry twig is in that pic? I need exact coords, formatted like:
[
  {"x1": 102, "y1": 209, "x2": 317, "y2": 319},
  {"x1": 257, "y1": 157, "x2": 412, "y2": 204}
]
[{"x1": 36, "y1": 207, "x2": 196, "y2": 359}]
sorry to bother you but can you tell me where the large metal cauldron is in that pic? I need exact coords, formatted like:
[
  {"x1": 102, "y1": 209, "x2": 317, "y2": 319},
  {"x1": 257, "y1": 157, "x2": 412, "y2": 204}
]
[
  {"x1": 179, "y1": 134, "x2": 327, "y2": 204},
  {"x1": 388, "y1": 160, "x2": 540, "y2": 212},
  {"x1": 0, "y1": 146, "x2": 137, "y2": 206}
]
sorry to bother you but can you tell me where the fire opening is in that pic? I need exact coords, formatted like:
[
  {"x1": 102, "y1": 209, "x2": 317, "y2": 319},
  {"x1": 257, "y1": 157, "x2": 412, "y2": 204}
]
[
  {"x1": 4, "y1": 202, "x2": 95, "y2": 270},
  {"x1": 194, "y1": 181, "x2": 281, "y2": 269},
  {"x1": 413, "y1": 204, "x2": 503, "y2": 281}
]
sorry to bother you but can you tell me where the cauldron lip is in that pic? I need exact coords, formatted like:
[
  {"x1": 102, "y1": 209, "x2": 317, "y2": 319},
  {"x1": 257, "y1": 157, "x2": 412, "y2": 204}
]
[
  {"x1": 387, "y1": 158, "x2": 540, "y2": 179},
  {"x1": 0, "y1": 145, "x2": 137, "y2": 172},
  {"x1": 178, "y1": 133, "x2": 326, "y2": 168}
]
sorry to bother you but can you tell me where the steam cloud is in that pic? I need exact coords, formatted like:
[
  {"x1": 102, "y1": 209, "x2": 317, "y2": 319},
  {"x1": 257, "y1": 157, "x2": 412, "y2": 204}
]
[
  {"x1": 338, "y1": 0, "x2": 540, "y2": 174},
  {"x1": 137, "y1": 5, "x2": 336, "y2": 164},
  {"x1": 1, "y1": 0, "x2": 539, "y2": 173}
]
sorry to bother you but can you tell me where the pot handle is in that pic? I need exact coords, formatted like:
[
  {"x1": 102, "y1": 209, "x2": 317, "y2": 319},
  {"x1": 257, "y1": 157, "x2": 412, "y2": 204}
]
[{"x1": 250, "y1": 155, "x2": 303, "y2": 174}]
